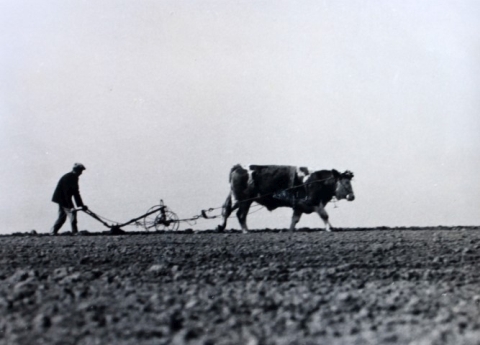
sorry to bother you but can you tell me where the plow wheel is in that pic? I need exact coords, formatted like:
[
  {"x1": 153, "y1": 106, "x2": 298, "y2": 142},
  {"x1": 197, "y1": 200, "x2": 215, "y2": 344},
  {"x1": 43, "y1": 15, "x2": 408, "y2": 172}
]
[{"x1": 143, "y1": 206, "x2": 180, "y2": 232}]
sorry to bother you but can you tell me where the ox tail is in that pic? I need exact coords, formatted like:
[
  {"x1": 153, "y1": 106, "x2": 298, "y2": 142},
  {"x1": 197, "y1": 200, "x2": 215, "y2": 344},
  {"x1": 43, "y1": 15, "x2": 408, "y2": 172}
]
[
  {"x1": 217, "y1": 192, "x2": 234, "y2": 232},
  {"x1": 221, "y1": 192, "x2": 233, "y2": 217}
]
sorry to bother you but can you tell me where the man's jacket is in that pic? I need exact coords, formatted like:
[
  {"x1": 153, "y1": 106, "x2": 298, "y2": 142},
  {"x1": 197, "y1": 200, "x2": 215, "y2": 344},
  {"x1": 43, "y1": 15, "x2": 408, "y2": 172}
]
[{"x1": 52, "y1": 172, "x2": 84, "y2": 208}]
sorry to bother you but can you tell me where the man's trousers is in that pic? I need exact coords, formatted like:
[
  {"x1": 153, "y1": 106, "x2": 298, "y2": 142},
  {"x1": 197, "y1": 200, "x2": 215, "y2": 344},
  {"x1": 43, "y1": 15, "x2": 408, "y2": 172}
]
[{"x1": 51, "y1": 205, "x2": 78, "y2": 234}]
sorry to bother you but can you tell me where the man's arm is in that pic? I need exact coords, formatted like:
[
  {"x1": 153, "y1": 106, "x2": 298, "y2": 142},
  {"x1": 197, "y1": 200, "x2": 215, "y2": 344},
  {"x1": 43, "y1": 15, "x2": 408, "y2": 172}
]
[{"x1": 70, "y1": 175, "x2": 85, "y2": 208}]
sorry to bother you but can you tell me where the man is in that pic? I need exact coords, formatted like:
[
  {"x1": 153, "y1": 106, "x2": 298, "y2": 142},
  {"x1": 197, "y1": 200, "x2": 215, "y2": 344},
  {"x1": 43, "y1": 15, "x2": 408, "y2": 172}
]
[{"x1": 50, "y1": 163, "x2": 88, "y2": 235}]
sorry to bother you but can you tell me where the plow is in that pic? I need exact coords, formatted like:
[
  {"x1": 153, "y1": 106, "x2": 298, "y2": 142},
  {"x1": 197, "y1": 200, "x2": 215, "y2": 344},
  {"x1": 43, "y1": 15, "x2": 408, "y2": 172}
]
[
  {"x1": 73, "y1": 199, "x2": 260, "y2": 234},
  {"x1": 75, "y1": 200, "x2": 182, "y2": 234}
]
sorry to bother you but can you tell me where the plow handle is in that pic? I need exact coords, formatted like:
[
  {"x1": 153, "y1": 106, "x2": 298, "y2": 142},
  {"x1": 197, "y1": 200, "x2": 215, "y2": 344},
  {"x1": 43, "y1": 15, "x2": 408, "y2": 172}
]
[{"x1": 72, "y1": 208, "x2": 113, "y2": 228}]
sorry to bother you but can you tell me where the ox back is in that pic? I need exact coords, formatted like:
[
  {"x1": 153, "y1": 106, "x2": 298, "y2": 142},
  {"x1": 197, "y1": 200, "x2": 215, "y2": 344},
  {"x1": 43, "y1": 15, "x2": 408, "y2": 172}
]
[{"x1": 217, "y1": 164, "x2": 355, "y2": 233}]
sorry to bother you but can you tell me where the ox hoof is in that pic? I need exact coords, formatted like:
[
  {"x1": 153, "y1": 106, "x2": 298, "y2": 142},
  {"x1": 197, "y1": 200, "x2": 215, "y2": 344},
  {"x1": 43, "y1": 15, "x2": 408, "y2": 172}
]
[{"x1": 216, "y1": 225, "x2": 225, "y2": 232}]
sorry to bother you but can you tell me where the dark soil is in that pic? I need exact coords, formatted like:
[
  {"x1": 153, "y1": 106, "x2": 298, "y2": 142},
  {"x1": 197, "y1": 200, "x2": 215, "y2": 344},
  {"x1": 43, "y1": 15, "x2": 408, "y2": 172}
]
[{"x1": 1, "y1": 227, "x2": 480, "y2": 345}]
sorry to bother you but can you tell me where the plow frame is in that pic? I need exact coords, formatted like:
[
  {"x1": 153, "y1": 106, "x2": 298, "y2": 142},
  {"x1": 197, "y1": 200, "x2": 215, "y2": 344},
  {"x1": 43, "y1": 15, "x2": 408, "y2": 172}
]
[{"x1": 75, "y1": 200, "x2": 180, "y2": 233}]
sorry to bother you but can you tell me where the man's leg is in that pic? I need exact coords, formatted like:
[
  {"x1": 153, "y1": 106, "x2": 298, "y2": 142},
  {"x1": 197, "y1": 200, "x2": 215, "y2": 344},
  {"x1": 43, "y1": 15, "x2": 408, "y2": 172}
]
[
  {"x1": 65, "y1": 207, "x2": 78, "y2": 234},
  {"x1": 51, "y1": 205, "x2": 67, "y2": 235}
]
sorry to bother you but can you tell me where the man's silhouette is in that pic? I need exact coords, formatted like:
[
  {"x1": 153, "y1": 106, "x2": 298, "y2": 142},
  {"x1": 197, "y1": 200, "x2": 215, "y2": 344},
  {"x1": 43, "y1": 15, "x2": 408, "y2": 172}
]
[{"x1": 50, "y1": 163, "x2": 88, "y2": 235}]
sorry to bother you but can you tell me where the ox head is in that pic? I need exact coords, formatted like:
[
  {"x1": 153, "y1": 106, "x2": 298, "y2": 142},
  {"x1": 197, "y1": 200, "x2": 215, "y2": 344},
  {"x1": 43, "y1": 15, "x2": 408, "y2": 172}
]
[{"x1": 332, "y1": 170, "x2": 355, "y2": 201}]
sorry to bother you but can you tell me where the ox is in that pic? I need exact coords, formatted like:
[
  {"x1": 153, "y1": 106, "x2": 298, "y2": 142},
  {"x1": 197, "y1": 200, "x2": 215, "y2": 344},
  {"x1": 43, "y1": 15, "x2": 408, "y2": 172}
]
[{"x1": 217, "y1": 164, "x2": 355, "y2": 232}]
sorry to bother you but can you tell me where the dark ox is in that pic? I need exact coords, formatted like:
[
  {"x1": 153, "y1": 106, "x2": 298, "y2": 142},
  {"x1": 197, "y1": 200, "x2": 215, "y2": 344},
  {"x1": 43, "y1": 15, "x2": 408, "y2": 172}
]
[{"x1": 217, "y1": 164, "x2": 355, "y2": 233}]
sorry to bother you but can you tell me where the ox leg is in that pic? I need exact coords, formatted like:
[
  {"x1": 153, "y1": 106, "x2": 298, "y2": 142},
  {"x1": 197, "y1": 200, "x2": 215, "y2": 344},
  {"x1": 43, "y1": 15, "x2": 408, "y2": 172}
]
[
  {"x1": 289, "y1": 210, "x2": 302, "y2": 232},
  {"x1": 217, "y1": 193, "x2": 238, "y2": 232},
  {"x1": 237, "y1": 201, "x2": 252, "y2": 234},
  {"x1": 317, "y1": 204, "x2": 332, "y2": 232}
]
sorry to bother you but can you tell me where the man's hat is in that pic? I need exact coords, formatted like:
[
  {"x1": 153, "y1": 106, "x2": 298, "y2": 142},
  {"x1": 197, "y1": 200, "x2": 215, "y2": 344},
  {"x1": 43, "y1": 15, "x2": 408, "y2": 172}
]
[{"x1": 73, "y1": 163, "x2": 86, "y2": 171}]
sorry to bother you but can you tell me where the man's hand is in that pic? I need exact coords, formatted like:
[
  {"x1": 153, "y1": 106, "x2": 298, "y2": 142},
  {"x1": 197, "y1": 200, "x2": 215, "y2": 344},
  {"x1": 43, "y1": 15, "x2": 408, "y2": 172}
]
[{"x1": 82, "y1": 205, "x2": 88, "y2": 211}]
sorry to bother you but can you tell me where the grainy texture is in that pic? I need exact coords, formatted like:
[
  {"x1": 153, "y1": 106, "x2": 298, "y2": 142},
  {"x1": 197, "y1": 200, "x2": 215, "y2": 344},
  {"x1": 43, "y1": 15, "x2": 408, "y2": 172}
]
[{"x1": 1, "y1": 228, "x2": 480, "y2": 344}]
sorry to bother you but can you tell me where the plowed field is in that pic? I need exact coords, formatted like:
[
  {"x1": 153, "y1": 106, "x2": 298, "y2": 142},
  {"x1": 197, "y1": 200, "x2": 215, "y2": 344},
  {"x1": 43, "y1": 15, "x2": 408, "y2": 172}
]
[{"x1": 1, "y1": 228, "x2": 480, "y2": 345}]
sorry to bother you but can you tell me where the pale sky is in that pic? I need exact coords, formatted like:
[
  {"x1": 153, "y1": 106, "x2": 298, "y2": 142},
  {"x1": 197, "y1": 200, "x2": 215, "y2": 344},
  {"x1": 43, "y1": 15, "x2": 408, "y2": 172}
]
[{"x1": 1, "y1": 1, "x2": 479, "y2": 234}]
